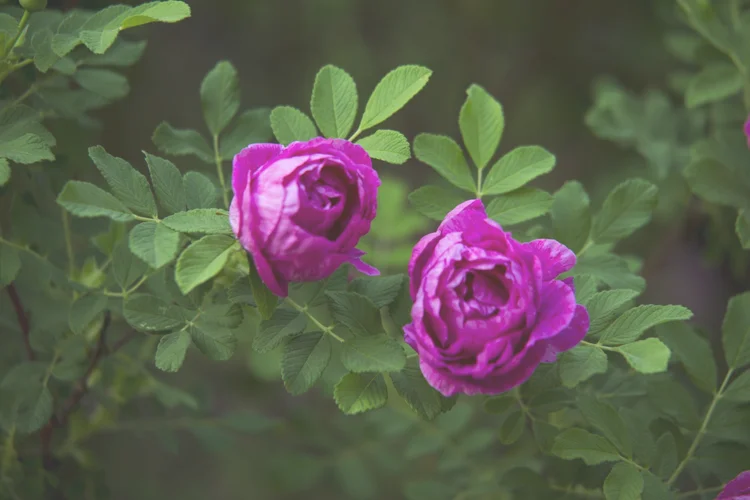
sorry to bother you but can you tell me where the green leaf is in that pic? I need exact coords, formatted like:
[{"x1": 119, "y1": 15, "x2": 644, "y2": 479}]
[
  {"x1": 598, "y1": 305, "x2": 693, "y2": 345},
  {"x1": 145, "y1": 153, "x2": 186, "y2": 215},
  {"x1": 348, "y1": 274, "x2": 405, "y2": 308},
  {"x1": 310, "y1": 65, "x2": 358, "y2": 139},
  {"x1": 572, "y1": 253, "x2": 645, "y2": 292},
  {"x1": 577, "y1": 394, "x2": 631, "y2": 457},
  {"x1": 162, "y1": 209, "x2": 232, "y2": 234},
  {"x1": 723, "y1": 292, "x2": 750, "y2": 369},
  {"x1": 270, "y1": 106, "x2": 317, "y2": 146},
  {"x1": 155, "y1": 331, "x2": 191, "y2": 372},
  {"x1": 736, "y1": 210, "x2": 750, "y2": 249},
  {"x1": 112, "y1": 241, "x2": 147, "y2": 289},
  {"x1": 499, "y1": 410, "x2": 526, "y2": 445},
  {"x1": 552, "y1": 428, "x2": 623, "y2": 465},
  {"x1": 356, "y1": 130, "x2": 410, "y2": 164},
  {"x1": 326, "y1": 291, "x2": 382, "y2": 336},
  {"x1": 0, "y1": 245, "x2": 21, "y2": 286},
  {"x1": 585, "y1": 289, "x2": 640, "y2": 335},
  {"x1": 485, "y1": 188, "x2": 553, "y2": 226},
  {"x1": 31, "y1": 29, "x2": 59, "y2": 73},
  {"x1": 603, "y1": 463, "x2": 644, "y2": 500},
  {"x1": 647, "y1": 379, "x2": 699, "y2": 429},
  {"x1": 0, "y1": 133, "x2": 54, "y2": 164},
  {"x1": 83, "y1": 38, "x2": 147, "y2": 66},
  {"x1": 227, "y1": 277, "x2": 256, "y2": 306},
  {"x1": 248, "y1": 260, "x2": 278, "y2": 320},
  {"x1": 281, "y1": 332, "x2": 331, "y2": 395},
  {"x1": 334, "y1": 372, "x2": 388, "y2": 415},
  {"x1": 68, "y1": 294, "x2": 107, "y2": 336},
  {"x1": 724, "y1": 371, "x2": 750, "y2": 403},
  {"x1": 617, "y1": 339, "x2": 671, "y2": 374},
  {"x1": 57, "y1": 181, "x2": 134, "y2": 222},
  {"x1": 220, "y1": 108, "x2": 273, "y2": 159},
  {"x1": 551, "y1": 181, "x2": 591, "y2": 253},
  {"x1": 482, "y1": 146, "x2": 556, "y2": 196},
  {"x1": 152, "y1": 122, "x2": 213, "y2": 163},
  {"x1": 88, "y1": 145, "x2": 157, "y2": 217},
  {"x1": 685, "y1": 63, "x2": 743, "y2": 108},
  {"x1": 122, "y1": 294, "x2": 184, "y2": 332},
  {"x1": 684, "y1": 158, "x2": 750, "y2": 209},
  {"x1": 558, "y1": 344, "x2": 608, "y2": 388},
  {"x1": 200, "y1": 61, "x2": 240, "y2": 137},
  {"x1": 658, "y1": 322, "x2": 717, "y2": 393},
  {"x1": 574, "y1": 275, "x2": 598, "y2": 304},
  {"x1": 412, "y1": 134, "x2": 475, "y2": 192},
  {"x1": 174, "y1": 234, "x2": 236, "y2": 294},
  {"x1": 652, "y1": 432, "x2": 677, "y2": 479},
  {"x1": 189, "y1": 324, "x2": 236, "y2": 361},
  {"x1": 341, "y1": 336, "x2": 406, "y2": 373},
  {"x1": 641, "y1": 472, "x2": 674, "y2": 500},
  {"x1": 459, "y1": 84, "x2": 504, "y2": 170},
  {"x1": 358, "y1": 65, "x2": 431, "y2": 131},
  {"x1": 483, "y1": 395, "x2": 516, "y2": 415},
  {"x1": 0, "y1": 158, "x2": 9, "y2": 186},
  {"x1": 408, "y1": 185, "x2": 465, "y2": 221},
  {"x1": 128, "y1": 222, "x2": 179, "y2": 269},
  {"x1": 592, "y1": 179, "x2": 658, "y2": 243},
  {"x1": 74, "y1": 69, "x2": 130, "y2": 100},
  {"x1": 390, "y1": 359, "x2": 452, "y2": 420},
  {"x1": 254, "y1": 310, "x2": 307, "y2": 353},
  {"x1": 184, "y1": 171, "x2": 219, "y2": 209}
]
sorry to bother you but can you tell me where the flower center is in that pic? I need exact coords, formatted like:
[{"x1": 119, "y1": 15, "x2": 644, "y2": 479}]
[
  {"x1": 293, "y1": 164, "x2": 357, "y2": 240},
  {"x1": 458, "y1": 268, "x2": 509, "y2": 319}
]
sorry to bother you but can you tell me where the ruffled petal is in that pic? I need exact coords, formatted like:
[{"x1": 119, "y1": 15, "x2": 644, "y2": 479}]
[
  {"x1": 541, "y1": 304, "x2": 589, "y2": 363},
  {"x1": 523, "y1": 239, "x2": 576, "y2": 281},
  {"x1": 528, "y1": 280, "x2": 577, "y2": 343},
  {"x1": 438, "y1": 199, "x2": 488, "y2": 235}
]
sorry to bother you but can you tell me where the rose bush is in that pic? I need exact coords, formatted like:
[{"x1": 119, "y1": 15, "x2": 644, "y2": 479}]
[
  {"x1": 404, "y1": 199, "x2": 589, "y2": 396},
  {"x1": 230, "y1": 138, "x2": 380, "y2": 297}
]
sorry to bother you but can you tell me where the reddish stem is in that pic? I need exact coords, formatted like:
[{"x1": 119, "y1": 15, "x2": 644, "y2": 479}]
[{"x1": 6, "y1": 284, "x2": 34, "y2": 361}]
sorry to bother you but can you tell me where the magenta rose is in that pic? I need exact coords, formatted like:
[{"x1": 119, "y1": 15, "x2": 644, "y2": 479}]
[
  {"x1": 717, "y1": 471, "x2": 750, "y2": 499},
  {"x1": 404, "y1": 199, "x2": 589, "y2": 396},
  {"x1": 230, "y1": 138, "x2": 380, "y2": 297},
  {"x1": 745, "y1": 115, "x2": 750, "y2": 149}
]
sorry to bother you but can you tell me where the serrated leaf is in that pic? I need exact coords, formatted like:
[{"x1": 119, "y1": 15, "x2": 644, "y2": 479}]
[
  {"x1": 83, "y1": 38, "x2": 147, "y2": 66},
  {"x1": 592, "y1": 179, "x2": 658, "y2": 243},
  {"x1": 281, "y1": 332, "x2": 331, "y2": 395},
  {"x1": 723, "y1": 292, "x2": 750, "y2": 369},
  {"x1": 0, "y1": 245, "x2": 21, "y2": 286},
  {"x1": 184, "y1": 171, "x2": 219, "y2": 209},
  {"x1": 348, "y1": 275, "x2": 404, "y2": 308},
  {"x1": 152, "y1": 122, "x2": 213, "y2": 163},
  {"x1": 189, "y1": 324, "x2": 236, "y2": 361},
  {"x1": 311, "y1": 65, "x2": 358, "y2": 138},
  {"x1": 459, "y1": 84, "x2": 504, "y2": 169},
  {"x1": 551, "y1": 181, "x2": 591, "y2": 253},
  {"x1": 412, "y1": 134, "x2": 474, "y2": 192},
  {"x1": 112, "y1": 241, "x2": 147, "y2": 289},
  {"x1": 68, "y1": 294, "x2": 107, "y2": 336},
  {"x1": 174, "y1": 235, "x2": 236, "y2": 294},
  {"x1": 122, "y1": 293, "x2": 185, "y2": 332},
  {"x1": 598, "y1": 305, "x2": 693, "y2": 345},
  {"x1": 0, "y1": 133, "x2": 54, "y2": 164},
  {"x1": 408, "y1": 185, "x2": 465, "y2": 221},
  {"x1": 390, "y1": 359, "x2": 452, "y2": 420},
  {"x1": 201, "y1": 60, "x2": 240, "y2": 136},
  {"x1": 145, "y1": 153, "x2": 186, "y2": 215},
  {"x1": 574, "y1": 275, "x2": 598, "y2": 304},
  {"x1": 74, "y1": 69, "x2": 130, "y2": 100},
  {"x1": 341, "y1": 336, "x2": 406, "y2": 373},
  {"x1": 356, "y1": 130, "x2": 410, "y2": 164},
  {"x1": 684, "y1": 158, "x2": 750, "y2": 209},
  {"x1": 248, "y1": 257, "x2": 278, "y2": 319},
  {"x1": 326, "y1": 291, "x2": 382, "y2": 336},
  {"x1": 617, "y1": 339, "x2": 671, "y2": 374},
  {"x1": 162, "y1": 209, "x2": 231, "y2": 234},
  {"x1": 724, "y1": 371, "x2": 750, "y2": 402},
  {"x1": 558, "y1": 344, "x2": 608, "y2": 388},
  {"x1": 155, "y1": 331, "x2": 191, "y2": 372},
  {"x1": 334, "y1": 372, "x2": 388, "y2": 415},
  {"x1": 358, "y1": 65, "x2": 431, "y2": 131},
  {"x1": 57, "y1": 181, "x2": 134, "y2": 222},
  {"x1": 88, "y1": 145, "x2": 157, "y2": 217},
  {"x1": 658, "y1": 322, "x2": 717, "y2": 393},
  {"x1": 604, "y1": 463, "x2": 643, "y2": 500},
  {"x1": 552, "y1": 428, "x2": 622, "y2": 465},
  {"x1": 482, "y1": 146, "x2": 556, "y2": 195},
  {"x1": 685, "y1": 63, "x2": 743, "y2": 108},
  {"x1": 572, "y1": 253, "x2": 645, "y2": 292},
  {"x1": 485, "y1": 188, "x2": 553, "y2": 226},
  {"x1": 585, "y1": 289, "x2": 640, "y2": 335},
  {"x1": 270, "y1": 106, "x2": 317, "y2": 146},
  {"x1": 254, "y1": 310, "x2": 307, "y2": 353},
  {"x1": 219, "y1": 108, "x2": 273, "y2": 159},
  {"x1": 653, "y1": 433, "x2": 678, "y2": 479},
  {"x1": 128, "y1": 222, "x2": 179, "y2": 269},
  {"x1": 577, "y1": 394, "x2": 631, "y2": 457}
]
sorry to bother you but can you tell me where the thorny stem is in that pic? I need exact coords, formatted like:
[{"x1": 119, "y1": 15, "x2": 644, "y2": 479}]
[
  {"x1": 667, "y1": 368, "x2": 735, "y2": 486},
  {"x1": 213, "y1": 135, "x2": 229, "y2": 208}
]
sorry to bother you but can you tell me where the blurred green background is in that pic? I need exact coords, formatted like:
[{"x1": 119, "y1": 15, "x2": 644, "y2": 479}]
[{"x1": 52, "y1": 0, "x2": 739, "y2": 498}]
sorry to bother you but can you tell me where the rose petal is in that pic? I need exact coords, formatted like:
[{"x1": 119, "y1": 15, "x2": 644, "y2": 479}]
[
  {"x1": 523, "y1": 239, "x2": 576, "y2": 281},
  {"x1": 528, "y1": 280, "x2": 577, "y2": 343},
  {"x1": 347, "y1": 248, "x2": 379, "y2": 276},
  {"x1": 408, "y1": 232, "x2": 442, "y2": 299},
  {"x1": 438, "y1": 199, "x2": 488, "y2": 235},
  {"x1": 541, "y1": 304, "x2": 589, "y2": 363},
  {"x1": 718, "y1": 471, "x2": 750, "y2": 499}
]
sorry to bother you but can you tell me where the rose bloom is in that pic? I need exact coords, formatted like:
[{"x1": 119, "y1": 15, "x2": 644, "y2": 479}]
[
  {"x1": 717, "y1": 471, "x2": 750, "y2": 500},
  {"x1": 230, "y1": 138, "x2": 380, "y2": 297},
  {"x1": 745, "y1": 115, "x2": 750, "y2": 148},
  {"x1": 404, "y1": 199, "x2": 589, "y2": 396}
]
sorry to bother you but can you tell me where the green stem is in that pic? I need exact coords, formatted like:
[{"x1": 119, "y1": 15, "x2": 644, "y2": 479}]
[
  {"x1": 213, "y1": 135, "x2": 229, "y2": 208},
  {"x1": 667, "y1": 368, "x2": 735, "y2": 486},
  {"x1": 476, "y1": 168, "x2": 484, "y2": 199},
  {"x1": 285, "y1": 297, "x2": 345, "y2": 342},
  {"x1": 348, "y1": 127, "x2": 363, "y2": 142},
  {"x1": 577, "y1": 239, "x2": 593, "y2": 256},
  {"x1": 62, "y1": 209, "x2": 74, "y2": 277},
  {"x1": 5, "y1": 10, "x2": 29, "y2": 56}
]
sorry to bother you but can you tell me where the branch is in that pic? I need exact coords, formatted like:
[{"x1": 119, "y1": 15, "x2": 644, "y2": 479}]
[{"x1": 6, "y1": 284, "x2": 34, "y2": 361}]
